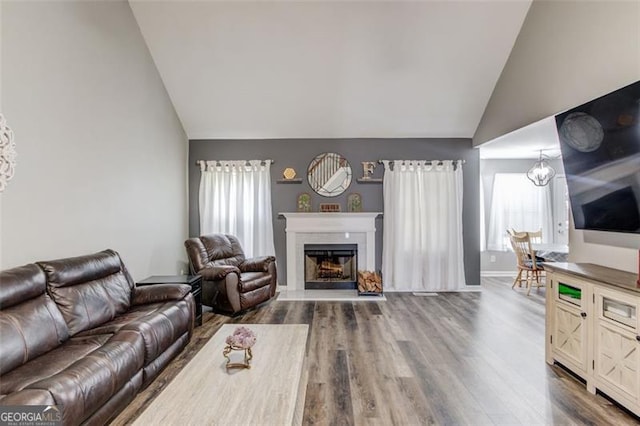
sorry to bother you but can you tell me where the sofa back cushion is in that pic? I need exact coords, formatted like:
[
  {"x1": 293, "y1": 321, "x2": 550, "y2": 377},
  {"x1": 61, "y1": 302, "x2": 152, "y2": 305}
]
[
  {"x1": 0, "y1": 264, "x2": 70, "y2": 374},
  {"x1": 185, "y1": 234, "x2": 246, "y2": 272},
  {"x1": 37, "y1": 250, "x2": 134, "y2": 336}
]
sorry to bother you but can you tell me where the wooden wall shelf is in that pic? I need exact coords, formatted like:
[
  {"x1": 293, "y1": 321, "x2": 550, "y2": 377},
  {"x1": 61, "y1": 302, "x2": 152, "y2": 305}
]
[
  {"x1": 276, "y1": 178, "x2": 303, "y2": 184},
  {"x1": 356, "y1": 178, "x2": 383, "y2": 183}
]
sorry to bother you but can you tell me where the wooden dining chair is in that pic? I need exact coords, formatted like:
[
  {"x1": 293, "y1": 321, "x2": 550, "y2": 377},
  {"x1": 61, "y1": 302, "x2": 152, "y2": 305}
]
[
  {"x1": 510, "y1": 228, "x2": 542, "y2": 243},
  {"x1": 507, "y1": 229, "x2": 525, "y2": 287},
  {"x1": 528, "y1": 229, "x2": 543, "y2": 244},
  {"x1": 509, "y1": 232, "x2": 545, "y2": 295}
]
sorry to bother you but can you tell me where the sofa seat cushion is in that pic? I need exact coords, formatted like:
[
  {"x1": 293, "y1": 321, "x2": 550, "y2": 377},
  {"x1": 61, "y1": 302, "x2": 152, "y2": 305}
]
[
  {"x1": 0, "y1": 334, "x2": 114, "y2": 394},
  {"x1": 76, "y1": 300, "x2": 192, "y2": 365},
  {"x1": 239, "y1": 272, "x2": 272, "y2": 293},
  {"x1": 23, "y1": 329, "x2": 145, "y2": 425},
  {"x1": 75, "y1": 304, "x2": 166, "y2": 336}
]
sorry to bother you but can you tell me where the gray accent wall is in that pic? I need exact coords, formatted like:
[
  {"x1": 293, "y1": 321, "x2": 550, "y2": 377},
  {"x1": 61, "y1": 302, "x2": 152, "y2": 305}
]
[{"x1": 189, "y1": 138, "x2": 480, "y2": 286}]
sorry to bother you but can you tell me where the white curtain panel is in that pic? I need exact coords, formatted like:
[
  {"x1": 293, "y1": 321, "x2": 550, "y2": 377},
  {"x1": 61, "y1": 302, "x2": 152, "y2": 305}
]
[
  {"x1": 486, "y1": 173, "x2": 553, "y2": 251},
  {"x1": 199, "y1": 160, "x2": 276, "y2": 258},
  {"x1": 381, "y1": 160, "x2": 466, "y2": 291}
]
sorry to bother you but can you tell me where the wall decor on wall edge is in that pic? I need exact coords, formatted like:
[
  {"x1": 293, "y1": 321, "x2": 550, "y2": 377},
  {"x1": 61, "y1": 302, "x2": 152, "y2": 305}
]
[{"x1": 0, "y1": 113, "x2": 16, "y2": 192}]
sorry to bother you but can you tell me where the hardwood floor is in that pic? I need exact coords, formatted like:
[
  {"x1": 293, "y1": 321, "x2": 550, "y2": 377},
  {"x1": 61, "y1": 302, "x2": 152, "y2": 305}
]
[{"x1": 113, "y1": 278, "x2": 640, "y2": 425}]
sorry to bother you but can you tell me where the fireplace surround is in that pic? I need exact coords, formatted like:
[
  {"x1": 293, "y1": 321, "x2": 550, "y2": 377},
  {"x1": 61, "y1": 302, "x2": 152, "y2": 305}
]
[{"x1": 280, "y1": 212, "x2": 381, "y2": 290}]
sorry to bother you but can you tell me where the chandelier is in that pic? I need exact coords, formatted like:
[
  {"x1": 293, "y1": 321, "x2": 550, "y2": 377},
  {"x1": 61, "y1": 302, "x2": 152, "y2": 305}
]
[{"x1": 527, "y1": 150, "x2": 555, "y2": 186}]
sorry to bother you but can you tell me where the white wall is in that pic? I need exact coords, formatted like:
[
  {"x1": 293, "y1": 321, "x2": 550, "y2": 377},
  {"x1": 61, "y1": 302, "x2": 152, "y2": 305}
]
[
  {"x1": 473, "y1": 0, "x2": 640, "y2": 273},
  {"x1": 1, "y1": 1, "x2": 188, "y2": 280},
  {"x1": 568, "y1": 219, "x2": 638, "y2": 273}
]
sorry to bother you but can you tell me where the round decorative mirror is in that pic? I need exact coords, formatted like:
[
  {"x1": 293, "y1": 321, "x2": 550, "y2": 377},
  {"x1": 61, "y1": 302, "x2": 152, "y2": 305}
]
[{"x1": 307, "y1": 152, "x2": 352, "y2": 197}]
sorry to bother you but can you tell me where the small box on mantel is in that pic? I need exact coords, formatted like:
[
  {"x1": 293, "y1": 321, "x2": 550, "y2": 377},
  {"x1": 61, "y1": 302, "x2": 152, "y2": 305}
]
[{"x1": 319, "y1": 203, "x2": 341, "y2": 213}]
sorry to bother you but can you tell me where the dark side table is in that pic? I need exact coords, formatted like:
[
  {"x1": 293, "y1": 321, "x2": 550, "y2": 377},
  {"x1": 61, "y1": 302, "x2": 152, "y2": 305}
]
[{"x1": 137, "y1": 275, "x2": 203, "y2": 327}]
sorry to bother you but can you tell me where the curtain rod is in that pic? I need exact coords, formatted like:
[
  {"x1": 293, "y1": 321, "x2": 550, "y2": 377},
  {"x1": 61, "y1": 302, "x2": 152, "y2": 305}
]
[{"x1": 196, "y1": 159, "x2": 274, "y2": 166}]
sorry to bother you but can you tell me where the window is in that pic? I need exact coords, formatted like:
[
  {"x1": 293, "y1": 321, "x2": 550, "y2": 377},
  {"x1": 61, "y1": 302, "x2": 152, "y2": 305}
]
[{"x1": 487, "y1": 173, "x2": 553, "y2": 251}]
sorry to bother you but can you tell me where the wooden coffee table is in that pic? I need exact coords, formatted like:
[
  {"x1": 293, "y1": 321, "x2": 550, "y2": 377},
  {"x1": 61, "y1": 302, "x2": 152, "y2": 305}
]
[{"x1": 132, "y1": 324, "x2": 309, "y2": 425}]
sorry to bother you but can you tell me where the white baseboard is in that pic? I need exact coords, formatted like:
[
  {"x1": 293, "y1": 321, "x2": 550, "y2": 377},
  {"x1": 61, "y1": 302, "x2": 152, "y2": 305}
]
[{"x1": 481, "y1": 271, "x2": 517, "y2": 278}]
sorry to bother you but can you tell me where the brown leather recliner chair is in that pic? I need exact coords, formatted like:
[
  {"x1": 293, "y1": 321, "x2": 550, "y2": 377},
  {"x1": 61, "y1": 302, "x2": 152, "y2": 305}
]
[{"x1": 185, "y1": 234, "x2": 277, "y2": 314}]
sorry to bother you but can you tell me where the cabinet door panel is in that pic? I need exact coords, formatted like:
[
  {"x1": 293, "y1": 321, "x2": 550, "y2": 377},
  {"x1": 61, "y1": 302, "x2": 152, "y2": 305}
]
[
  {"x1": 555, "y1": 304, "x2": 587, "y2": 371},
  {"x1": 596, "y1": 322, "x2": 638, "y2": 399},
  {"x1": 594, "y1": 287, "x2": 640, "y2": 401}
]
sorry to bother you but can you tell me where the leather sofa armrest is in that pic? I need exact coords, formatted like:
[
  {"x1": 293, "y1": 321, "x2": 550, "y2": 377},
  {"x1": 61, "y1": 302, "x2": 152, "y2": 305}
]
[
  {"x1": 132, "y1": 284, "x2": 191, "y2": 306},
  {"x1": 199, "y1": 265, "x2": 241, "y2": 280},
  {"x1": 239, "y1": 256, "x2": 276, "y2": 273}
]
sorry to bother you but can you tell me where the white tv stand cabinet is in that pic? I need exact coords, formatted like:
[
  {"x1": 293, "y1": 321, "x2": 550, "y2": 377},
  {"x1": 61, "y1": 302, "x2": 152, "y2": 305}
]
[{"x1": 545, "y1": 262, "x2": 640, "y2": 417}]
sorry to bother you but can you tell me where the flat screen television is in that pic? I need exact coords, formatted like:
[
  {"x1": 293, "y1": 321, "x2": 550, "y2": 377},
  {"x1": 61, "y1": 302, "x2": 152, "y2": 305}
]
[{"x1": 555, "y1": 80, "x2": 640, "y2": 233}]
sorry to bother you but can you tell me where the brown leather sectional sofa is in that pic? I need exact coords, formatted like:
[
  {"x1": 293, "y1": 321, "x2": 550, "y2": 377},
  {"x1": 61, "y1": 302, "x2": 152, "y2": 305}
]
[{"x1": 0, "y1": 250, "x2": 195, "y2": 425}]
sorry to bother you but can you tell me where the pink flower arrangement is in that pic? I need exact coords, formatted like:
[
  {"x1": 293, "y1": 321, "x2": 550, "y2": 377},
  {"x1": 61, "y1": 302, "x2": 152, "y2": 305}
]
[{"x1": 225, "y1": 326, "x2": 257, "y2": 349}]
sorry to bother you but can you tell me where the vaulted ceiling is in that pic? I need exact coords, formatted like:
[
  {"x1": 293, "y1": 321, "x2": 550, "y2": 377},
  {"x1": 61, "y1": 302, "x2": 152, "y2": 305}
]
[{"x1": 130, "y1": 1, "x2": 531, "y2": 140}]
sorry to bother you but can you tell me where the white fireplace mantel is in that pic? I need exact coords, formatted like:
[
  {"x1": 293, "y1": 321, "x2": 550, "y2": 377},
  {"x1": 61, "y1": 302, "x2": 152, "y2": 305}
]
[{"x1": 280, "y1": 212, "x2": 382, "y2": 290}]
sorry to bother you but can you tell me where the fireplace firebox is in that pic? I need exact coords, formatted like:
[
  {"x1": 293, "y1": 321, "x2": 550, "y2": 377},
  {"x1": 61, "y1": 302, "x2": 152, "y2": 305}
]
[{"x1": 304, "y1": 244, "x2": 357, "y2": 289}]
